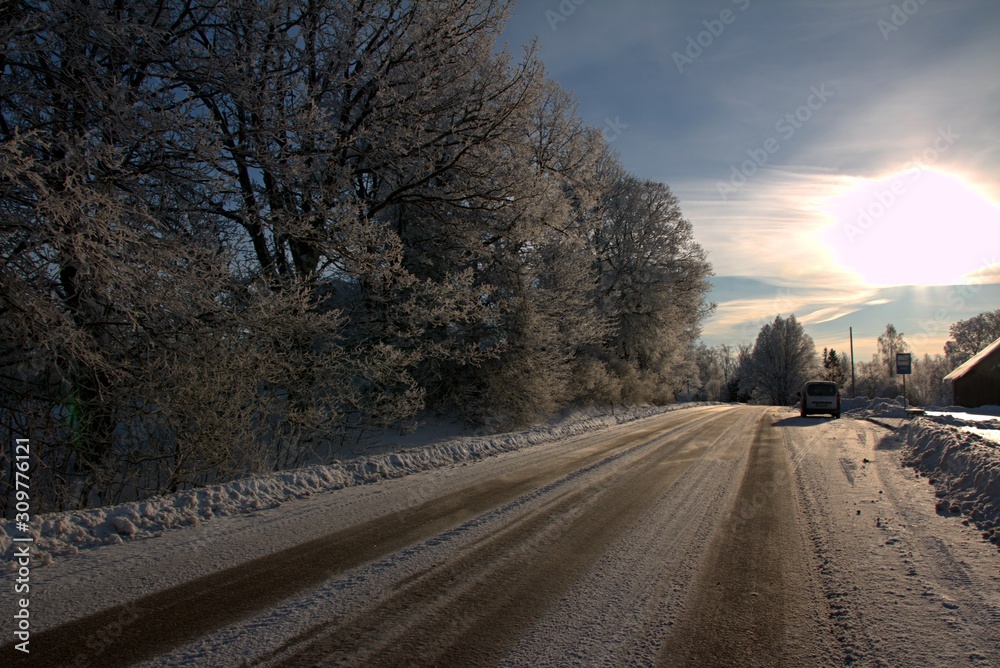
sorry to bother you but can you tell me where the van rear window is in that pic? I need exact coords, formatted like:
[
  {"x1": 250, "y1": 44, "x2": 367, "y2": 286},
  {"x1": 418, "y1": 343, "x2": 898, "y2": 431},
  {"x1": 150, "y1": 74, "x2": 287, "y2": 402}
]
[{"x1": 806, "y1": 383, "x2": 838, "y2": 396}]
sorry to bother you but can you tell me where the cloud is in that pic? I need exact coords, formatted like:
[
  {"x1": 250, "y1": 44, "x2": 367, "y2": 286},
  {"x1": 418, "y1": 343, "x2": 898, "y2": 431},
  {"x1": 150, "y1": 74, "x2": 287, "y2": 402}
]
[
  {"x1": 677, "y1": 168, "x2": 863, "y2": 282},
  {"x1": 966, "y1": 263, "x2": 1000, "y2": 284},
  {"x1": 703, "y1": 280, "x2": 1000, "y2": 359},
  {"x1": 798, "y1": 306, "x2": 862, "y2": 326},
  {"x1": 701, "y1": 277, "x2": 879, "y2": 346},
  {"x1": 502, "y1": 1, "x2": 1000, "y2": 359}
]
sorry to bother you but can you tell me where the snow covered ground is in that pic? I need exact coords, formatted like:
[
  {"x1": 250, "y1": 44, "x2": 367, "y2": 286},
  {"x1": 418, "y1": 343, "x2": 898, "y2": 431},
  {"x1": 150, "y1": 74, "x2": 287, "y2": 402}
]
[
  {"x1": 901, "y1": 409, "x2": 1000, "y2": 548},
  {"x1": 843, "y1": 396, "x2": 1000, "y2": 550},
  {"x1": 923, "y1": 406, "x2": 1000, "y2": 445},
  {"x1": 841, "y1": 395, "x2": 908, "y2": 418},
  {"x1": 0, "y1": 402, "x2": 720, "y2": 570},
  {"x1": 5, "y1": 397, "x2": 997, "y2": 572},
  {"x1": 4, "y1": 401, "x2": 999, "y2": 666},
  {"x1": 786, "y1": 408, "x2": 1000, "y2": 666}
]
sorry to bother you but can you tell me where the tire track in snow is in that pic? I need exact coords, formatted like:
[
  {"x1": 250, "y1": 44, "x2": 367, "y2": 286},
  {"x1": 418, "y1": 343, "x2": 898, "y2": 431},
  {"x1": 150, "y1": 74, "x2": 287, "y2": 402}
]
[
  {"x1": 873, "y1": 435, "x2": 1000, "y2": 663},
  {"x1": 245, "y1": 408, "x2": 753, "y2": 666},
  {"x1": 500, "y1": 407, "x2": 764, "y2": 667},
  {"x1": 791, "y1": 421, "x2": 885, "y2": 666},
  {"x1": 659, "y1": 410, "x2": 834, "y2": 667},
  {"x1": 12, "y1": 406, "x2": 728, "y2": 667}
]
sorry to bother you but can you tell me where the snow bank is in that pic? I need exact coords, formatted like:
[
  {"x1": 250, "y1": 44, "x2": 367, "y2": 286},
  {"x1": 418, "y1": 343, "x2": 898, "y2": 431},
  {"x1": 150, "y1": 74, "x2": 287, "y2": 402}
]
[
  {"x1": 921, "y1": 406, "x2": 1000, "y2": 445},
  {"x1": 901, "y1": 417, "x2": 1000, "y2": 548},
  {"x1": 924, "y1": 405, "x2": 1000, "y2": 419},
  {"x1": 0, "y1": 402, "x2": 719, "y2": 568},
  {"x1": 841, "y1": 396, "x2": 908, "y2": 418},
  {"x1": 836, "y1": 397, "x2": 999, "y2": 546}
]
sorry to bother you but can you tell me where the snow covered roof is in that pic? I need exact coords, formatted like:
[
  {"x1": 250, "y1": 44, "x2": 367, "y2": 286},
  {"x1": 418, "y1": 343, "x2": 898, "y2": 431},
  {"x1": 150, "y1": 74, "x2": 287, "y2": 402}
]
[{"x1": 944, "y1": 335, "x2": 1000, "y2": 382}]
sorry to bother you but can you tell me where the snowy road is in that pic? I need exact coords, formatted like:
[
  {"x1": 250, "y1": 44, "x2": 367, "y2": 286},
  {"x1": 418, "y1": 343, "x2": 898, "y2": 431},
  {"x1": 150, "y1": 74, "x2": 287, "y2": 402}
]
[{"x1": 6, "y1": 405, "x2": 1000, "y2": 666}]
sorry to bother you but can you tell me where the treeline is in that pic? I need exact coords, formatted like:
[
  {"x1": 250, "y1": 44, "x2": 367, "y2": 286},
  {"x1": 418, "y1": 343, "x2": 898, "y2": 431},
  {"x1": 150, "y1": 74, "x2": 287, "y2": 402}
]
[
  {"x1": 0, "y1": 1, "x2": 713, "y2": 511},
  {"x1": 690, "y1": 310, "x2": 1000, "y2": 407}
]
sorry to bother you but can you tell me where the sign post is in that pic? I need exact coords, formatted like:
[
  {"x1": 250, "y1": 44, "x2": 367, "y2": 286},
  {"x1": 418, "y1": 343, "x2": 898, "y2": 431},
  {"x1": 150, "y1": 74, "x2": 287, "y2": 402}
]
[{"x1": 896, "y1": 352, "x2": 912, "y2": 408}]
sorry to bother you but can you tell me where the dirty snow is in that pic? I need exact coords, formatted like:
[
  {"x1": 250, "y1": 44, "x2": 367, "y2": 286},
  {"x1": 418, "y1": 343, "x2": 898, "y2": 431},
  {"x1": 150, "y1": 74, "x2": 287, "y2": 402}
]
[{"x1": 4, "y1": 401, "x2": 998, "y2": 667}]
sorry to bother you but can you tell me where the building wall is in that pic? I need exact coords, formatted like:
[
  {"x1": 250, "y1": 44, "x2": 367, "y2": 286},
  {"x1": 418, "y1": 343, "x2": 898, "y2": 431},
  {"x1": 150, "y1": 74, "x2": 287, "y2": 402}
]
[{"x1": 952, "y1": 348, "x2": 1000, "y2": 408}]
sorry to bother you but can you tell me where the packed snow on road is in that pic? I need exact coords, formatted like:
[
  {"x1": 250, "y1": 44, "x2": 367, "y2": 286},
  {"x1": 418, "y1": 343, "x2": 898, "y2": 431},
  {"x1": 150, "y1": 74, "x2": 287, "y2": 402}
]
[{"x1": 2, "y1": 399, "x2": 999, "y2": 666}]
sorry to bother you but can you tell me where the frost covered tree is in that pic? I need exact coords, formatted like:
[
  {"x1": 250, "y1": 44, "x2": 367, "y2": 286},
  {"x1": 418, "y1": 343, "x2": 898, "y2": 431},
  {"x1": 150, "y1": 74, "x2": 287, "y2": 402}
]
[
  {"x1": 742, "y1": 315, "x2": 818, "y2": 405},
  {"x1": 855, "y1": 357, "x2": 895, "y2": 399},
  {"x1": 854, "y1": 359, "x2": 880, "y2": 399},
  {"x1": 171, "y1": 0, "x2": 533, "y2": 420},
  {"x1": 944, "y1": 309, "x2": 1000, "y2": 367},
  {"x1": 692, "y1": 343, "x2": 737, "y2": 401},
  {"x1": 855, "y1": 352, "x2": 906, "y2": 399},
  {"x1": 0, "y1": 1, "x2": 348, "y2": 508},
  {"x1": 417, "y1": 80, "x2": 611, "y2": 426},
  {"x1": 729, "y1": 343, "x2": 754, "y2": 403},
  {"x1": 592, "y1": 175, "x2": 714, "y2": 403},
  {"x1": 822, "y1": 348, "x2": 849, "y2": 387},
  {"x1": 0, "y1": 0, "x2": 717, "y2": 508},
  {"x1": 877, "y1": 323, "x2": 909, "y2": 378},
  {"x1": 909, "y1": 354, "x2": 952, "y2": 406}
]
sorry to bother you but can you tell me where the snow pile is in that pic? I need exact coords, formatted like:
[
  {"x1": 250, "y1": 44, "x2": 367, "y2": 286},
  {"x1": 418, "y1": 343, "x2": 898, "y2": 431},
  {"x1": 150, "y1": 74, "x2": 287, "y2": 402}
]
[
  {"x1": 922, "y1": 406, "x2": 1000, "y2": 445},
  {"x1": 901, "y1": 417, "x2": 1000, "y2": 548},
  {"x1": 0, "y1": 402, "x2": 718, "y2": 568},
  {"x1": 841, "y1": 396, "x2": 908, "y2": 418},
  {"x1": 924, "y1": 405, "x2": 1000, "y2": 419}
]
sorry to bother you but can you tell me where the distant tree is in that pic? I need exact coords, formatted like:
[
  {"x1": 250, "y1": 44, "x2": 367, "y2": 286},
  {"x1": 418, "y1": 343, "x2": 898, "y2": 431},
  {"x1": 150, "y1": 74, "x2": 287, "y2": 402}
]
[
  {"x1": 822, "y1": 348, "x2": 849, "y2": 387},
  {"x1": 695, "y1": 343, "x2": 740, "y2": 401},
  {"x1": 742, "y1": 315, "x2": 818, "y2": 405},
  {"x1": 856, "y1": 354, "x2": 900, "y2": 399},
  {"x1": 909, "y1": 354, "x2": 952, "y2": 406},
  {"x1": 855, "y1": 358, "x2": 883, "y2": 399},
  {"x1": 691, "y1": 343, "x2": 726, "y2": 401},
  {"x1": 717, "y1": 344, "x2": 738, "y2": 384},
  {"x1": 877, "y1": 324, "x2": 909, "y2": 378},
  {"x1": 703, "y1": 343, "x2": 739, "y2": 401},
  {"x1": 729, "y1": 343, "x2": 754, "y2": 403},
  {"x1": 944, "y1": 309, "x2": 1000, "y2": 367}
]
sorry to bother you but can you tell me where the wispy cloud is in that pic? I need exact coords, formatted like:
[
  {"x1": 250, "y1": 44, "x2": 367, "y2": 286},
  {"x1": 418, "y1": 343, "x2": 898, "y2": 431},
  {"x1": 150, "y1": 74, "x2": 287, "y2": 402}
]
[
  {"x1": 504, "y1": 1, "x2": 1000, "y2": 357},
  {"x1": 798, "y1": 306, "x2": 862, "y2": 326}
]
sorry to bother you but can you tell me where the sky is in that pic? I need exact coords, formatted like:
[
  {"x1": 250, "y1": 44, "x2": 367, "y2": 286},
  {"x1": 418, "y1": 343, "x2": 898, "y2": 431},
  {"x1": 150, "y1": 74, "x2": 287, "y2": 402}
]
[{"x1": 501, "y1": 0, "x2": 1000, "y2": 361}]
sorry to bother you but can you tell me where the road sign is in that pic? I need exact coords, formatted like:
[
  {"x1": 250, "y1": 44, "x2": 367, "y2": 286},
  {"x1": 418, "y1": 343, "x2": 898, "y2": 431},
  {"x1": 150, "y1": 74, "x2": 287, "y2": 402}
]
[{"x1": 896, "y1": 352, "x2": 912, "y2": 375}]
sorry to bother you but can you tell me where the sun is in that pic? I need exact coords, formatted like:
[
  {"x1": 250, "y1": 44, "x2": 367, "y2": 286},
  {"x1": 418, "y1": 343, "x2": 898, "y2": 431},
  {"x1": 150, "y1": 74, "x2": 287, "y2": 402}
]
[{"x1": 822, "y1": 169, "x2": 1000, "y2": 287}]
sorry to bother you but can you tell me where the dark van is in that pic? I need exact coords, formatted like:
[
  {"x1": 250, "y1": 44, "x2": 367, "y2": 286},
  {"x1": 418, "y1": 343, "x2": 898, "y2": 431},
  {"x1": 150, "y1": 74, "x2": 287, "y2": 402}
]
[{"x1": 800, "y1": 381, "x2": 841, "y2": 418}]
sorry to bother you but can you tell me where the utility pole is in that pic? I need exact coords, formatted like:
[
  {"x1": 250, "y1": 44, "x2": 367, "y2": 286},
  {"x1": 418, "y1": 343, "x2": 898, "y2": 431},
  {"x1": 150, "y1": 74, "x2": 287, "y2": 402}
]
[{"x1": 849, "y1": 326, "x2": 856, "y2": 399}]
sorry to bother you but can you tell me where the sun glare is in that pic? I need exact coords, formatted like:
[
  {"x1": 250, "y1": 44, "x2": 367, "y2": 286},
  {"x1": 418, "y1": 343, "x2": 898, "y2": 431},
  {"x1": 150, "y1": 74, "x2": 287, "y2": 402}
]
[{"x1": 823, "y1": 169, "x2": 1000, "y2": 287}]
